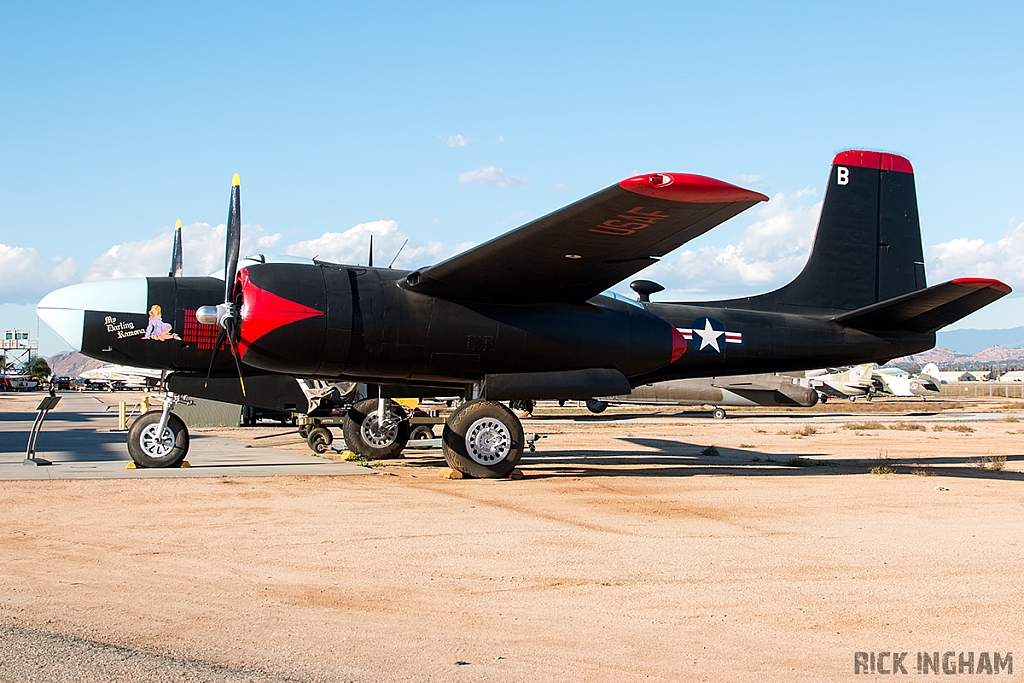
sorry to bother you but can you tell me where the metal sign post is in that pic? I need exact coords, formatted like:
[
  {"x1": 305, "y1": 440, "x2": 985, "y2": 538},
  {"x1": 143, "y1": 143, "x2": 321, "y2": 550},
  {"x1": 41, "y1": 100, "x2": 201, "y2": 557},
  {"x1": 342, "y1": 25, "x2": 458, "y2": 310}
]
[{"x1": 24, "y1": 395, "x2": 61, "y2": 466}]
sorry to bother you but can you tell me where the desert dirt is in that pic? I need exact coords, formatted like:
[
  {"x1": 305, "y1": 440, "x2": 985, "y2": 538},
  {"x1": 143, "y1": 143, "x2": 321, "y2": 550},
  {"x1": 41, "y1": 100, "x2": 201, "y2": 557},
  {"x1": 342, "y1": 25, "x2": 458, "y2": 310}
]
[{"x1": 2, "y1": 392, "x2": 1023, "y2": 682}]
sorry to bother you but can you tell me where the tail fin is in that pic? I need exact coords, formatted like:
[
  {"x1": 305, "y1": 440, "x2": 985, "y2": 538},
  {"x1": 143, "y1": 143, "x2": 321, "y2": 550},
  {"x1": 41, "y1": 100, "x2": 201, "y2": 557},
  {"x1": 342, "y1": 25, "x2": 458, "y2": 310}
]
[{"x1": 729, "y1": 150, "x2": 927, "y2": 313}]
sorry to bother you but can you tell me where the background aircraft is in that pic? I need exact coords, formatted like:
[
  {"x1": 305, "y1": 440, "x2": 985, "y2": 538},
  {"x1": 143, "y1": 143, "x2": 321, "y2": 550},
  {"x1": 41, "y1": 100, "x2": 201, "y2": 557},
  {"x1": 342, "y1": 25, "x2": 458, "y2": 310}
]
[
  {"x1": 872, "y1": 366, "x2": 940, "y2": 397},
  {"x1": 78, "y1": 364, "x2": 164, "y2": 390},
  {"x1": 587, "y1": 372, "x2": 817, "y2": 418},
  {"x1": 37, "y1": 151, "x2": 1010, "y2": 476},
  {"x1": 807, "y1": 364, "x2": 877, "y2": 402}
]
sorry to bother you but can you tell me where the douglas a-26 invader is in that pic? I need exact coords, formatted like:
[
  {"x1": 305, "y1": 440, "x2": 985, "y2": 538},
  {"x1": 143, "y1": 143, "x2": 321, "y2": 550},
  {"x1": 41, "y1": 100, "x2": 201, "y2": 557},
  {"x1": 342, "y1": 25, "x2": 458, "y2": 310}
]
[{"x1": 38, "y1": 150, "x2": 1009, "y2": 477}]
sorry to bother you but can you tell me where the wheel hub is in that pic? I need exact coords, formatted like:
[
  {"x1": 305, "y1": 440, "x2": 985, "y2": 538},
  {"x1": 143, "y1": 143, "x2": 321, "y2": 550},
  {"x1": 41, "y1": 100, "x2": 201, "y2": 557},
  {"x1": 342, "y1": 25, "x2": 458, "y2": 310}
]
[
  {"x1": 361, "y1": 414, "x2": 399, "y2": 448},
  {"x1": 465, "y1": 417, "x2": 511, "y2": 465},
  {"x1": 139, "y1": 424, "x2": 175, "y2": 458}
]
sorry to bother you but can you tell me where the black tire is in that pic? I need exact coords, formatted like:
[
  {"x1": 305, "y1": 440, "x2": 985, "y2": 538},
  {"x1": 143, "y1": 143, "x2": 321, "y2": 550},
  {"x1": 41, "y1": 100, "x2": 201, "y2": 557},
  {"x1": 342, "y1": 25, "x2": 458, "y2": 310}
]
[
  {"x1": 127, "y1": 411, "x2": 189, "y2": 468},
  {"x1": 585, "y1": 398, "x2": 608, "y2": 414},
  {"x1": 342, "y1": 398, "x2": 409, "y2": 459},
  {"x1": 819, "y1": 394, "x2": 829, "y2": 404},
  {"x1": 409, "y1": 424, "x2": 435, "y2": 440},
  {"x1": 712, "y1": 407, "x2": 727, "y2": 420},
  {"x1": 307, "y1": 426, "x2": 333, "y2": 454},
  {"x1": 442, "y1": 400, "x2": 524, "y2": 479}
]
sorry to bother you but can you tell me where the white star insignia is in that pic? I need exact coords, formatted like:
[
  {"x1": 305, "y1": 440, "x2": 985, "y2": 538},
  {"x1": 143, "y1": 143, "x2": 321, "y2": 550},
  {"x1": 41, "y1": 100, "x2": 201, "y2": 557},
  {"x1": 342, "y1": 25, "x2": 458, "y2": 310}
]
[{"x1": 695, "y1": 318, "x2": 724, "y2": 352}]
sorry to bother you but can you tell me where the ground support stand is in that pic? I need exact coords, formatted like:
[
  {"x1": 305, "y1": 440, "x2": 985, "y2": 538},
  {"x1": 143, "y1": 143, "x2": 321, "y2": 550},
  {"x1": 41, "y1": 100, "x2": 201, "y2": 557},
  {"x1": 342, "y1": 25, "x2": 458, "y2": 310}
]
[{"x1": 24, "y1": 395, "x2": 61, "y2": 466}]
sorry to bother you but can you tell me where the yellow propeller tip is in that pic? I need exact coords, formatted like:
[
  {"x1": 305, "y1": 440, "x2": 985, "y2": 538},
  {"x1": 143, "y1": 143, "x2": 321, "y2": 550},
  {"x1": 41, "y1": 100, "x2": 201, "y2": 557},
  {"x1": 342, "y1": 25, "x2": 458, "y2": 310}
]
[
  {"x1": 232, "y1": 173, "x2": 240, "y2": 187},
  {"x1": 175, "y1": 219, "x2": 181, "y2": 229}
]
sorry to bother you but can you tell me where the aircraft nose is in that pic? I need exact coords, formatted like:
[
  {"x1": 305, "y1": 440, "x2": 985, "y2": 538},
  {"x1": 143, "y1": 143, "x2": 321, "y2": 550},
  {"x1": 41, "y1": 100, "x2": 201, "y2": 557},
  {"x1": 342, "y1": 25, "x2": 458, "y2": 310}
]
[{"x1": 37, "y1": 279, "x2": 149, "y2": 351}]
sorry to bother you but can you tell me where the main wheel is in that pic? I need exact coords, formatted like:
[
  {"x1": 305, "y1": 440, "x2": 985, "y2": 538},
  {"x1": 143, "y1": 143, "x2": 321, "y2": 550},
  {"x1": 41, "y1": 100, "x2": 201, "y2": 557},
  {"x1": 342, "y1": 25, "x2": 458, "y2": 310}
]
[
  {"x1": 442, "y1": 400, "x2": 524, "y2": 478},
  {"x1": 585, "y1": 398, "x2": 608, "y2": 414},
  {"x1": 307, "y1": 426, "x2": 333, "y2": 454},
  {"x1": 712, "y1": 407, "x2": 727, "y2": 420},
  {"x1": 343, "y1": 398, "x2": 409, "y2": 459},
  {"x1": 127, "y1": 411, "x2": 189, "y2": 468}
]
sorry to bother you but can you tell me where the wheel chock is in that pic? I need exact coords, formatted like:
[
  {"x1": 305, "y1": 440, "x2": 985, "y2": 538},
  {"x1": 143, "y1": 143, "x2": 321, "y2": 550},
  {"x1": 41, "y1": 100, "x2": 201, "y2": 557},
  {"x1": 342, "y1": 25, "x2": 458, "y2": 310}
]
[
  {"x1": 340, "y1": 450, "x2": 360, "y2": 461},
  {"x1": 126, "y1": 461, "x2": 190, "y2": 469},
  {"x1": 439, "y1": 467, "x2": 464, "y2": 479},
  {"x1": 507, "y1": 468, "x2": 524, "y2": 480}
]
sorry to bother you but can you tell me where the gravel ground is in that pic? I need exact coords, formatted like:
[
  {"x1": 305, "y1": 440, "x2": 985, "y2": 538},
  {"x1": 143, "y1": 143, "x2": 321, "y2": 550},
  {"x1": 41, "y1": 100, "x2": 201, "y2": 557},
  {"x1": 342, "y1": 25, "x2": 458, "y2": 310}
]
[{"x1": 1, "y1": 393, "x2": 1023, "y2": 682}]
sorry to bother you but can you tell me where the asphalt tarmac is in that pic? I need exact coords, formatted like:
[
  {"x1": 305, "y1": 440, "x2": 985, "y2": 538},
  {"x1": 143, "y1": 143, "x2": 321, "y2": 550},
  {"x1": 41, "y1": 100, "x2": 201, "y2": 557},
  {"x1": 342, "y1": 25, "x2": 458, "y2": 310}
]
[{"x1": 0, "y1": 392, "x2": 368, "y2": 480}]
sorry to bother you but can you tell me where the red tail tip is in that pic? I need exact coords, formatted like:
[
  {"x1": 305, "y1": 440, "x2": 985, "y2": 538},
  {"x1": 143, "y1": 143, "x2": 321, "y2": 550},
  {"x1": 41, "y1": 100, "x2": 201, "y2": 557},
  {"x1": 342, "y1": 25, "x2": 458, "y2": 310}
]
[{"x1": 832, "y1": 150, "x2": 913, "y2": 174}]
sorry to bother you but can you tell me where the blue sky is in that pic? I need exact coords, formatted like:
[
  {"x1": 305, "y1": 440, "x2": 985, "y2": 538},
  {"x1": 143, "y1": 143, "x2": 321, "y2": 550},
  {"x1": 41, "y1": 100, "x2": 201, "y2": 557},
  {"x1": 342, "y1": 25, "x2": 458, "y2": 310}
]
[{"x1": 2, "y1": 1, "x2": 1023, "y2": 354}]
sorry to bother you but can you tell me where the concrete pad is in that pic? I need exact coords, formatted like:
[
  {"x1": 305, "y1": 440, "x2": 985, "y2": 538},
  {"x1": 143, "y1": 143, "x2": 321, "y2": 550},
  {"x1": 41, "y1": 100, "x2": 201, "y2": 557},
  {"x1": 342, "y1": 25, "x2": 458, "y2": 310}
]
[{"x1": 0, "y1": 392, "x2": 370, "y2": 480}]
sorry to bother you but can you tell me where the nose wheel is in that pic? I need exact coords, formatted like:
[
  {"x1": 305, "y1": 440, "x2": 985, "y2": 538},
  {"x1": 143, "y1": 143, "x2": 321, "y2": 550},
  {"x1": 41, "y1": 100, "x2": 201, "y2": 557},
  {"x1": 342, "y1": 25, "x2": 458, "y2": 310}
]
[
  {"x1": 442, "y1": 399, "x2": 524, "y2": 478},
  {"x1": 127, "y1": 410, "x2": 190, "y2": 468}
]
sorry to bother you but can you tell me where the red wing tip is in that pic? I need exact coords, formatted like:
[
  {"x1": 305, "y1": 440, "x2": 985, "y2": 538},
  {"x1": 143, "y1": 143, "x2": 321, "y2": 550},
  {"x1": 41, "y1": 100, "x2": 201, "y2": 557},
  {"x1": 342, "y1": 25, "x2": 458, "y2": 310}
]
[
  {"x1": 951, "y1": 277, "x2": 1012, "y2": 294},
  {"x1": 832, "y1": 150, "x2": 913, "y2": 174},
  {"x1": 620, "y1": 173, "x2": 768, "y2": 204}
]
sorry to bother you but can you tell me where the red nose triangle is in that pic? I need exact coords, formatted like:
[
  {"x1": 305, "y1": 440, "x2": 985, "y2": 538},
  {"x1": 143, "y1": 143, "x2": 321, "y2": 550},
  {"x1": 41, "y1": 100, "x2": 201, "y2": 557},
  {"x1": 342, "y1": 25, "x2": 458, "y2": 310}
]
[
  {"x1": 237, "y1": 271, "x2": 324, "y2": 359},
  {"x1": 671, "y1": 326, "x2": 687, "y2": 363}
]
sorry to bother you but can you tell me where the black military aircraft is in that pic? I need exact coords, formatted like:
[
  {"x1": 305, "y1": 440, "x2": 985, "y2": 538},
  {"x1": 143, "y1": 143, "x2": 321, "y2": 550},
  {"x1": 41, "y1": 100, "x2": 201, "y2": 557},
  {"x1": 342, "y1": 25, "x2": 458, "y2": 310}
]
[{"x1": 38, "y1": 151, "x2": 1010, "y2": 476}]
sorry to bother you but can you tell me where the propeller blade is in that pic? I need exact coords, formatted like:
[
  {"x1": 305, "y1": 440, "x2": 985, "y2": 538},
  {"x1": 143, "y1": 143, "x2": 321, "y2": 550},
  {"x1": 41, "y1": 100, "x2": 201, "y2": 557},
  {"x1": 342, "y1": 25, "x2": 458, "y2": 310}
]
[
  {"x1": 225, "y1": 318, "x2": 246, "y2": 397},
  {"x1": 224, "y1": 174, "x2": 241, "y2": 303},
  {"x1": 368, "y1": 234, "x2": 373, "y2": 268},
  {"x1": 169, "y1": 219, "x2": 183, "y2": 277},
  {"x1": 202, "y1": 327, "x2": 227, "y2": 388}
]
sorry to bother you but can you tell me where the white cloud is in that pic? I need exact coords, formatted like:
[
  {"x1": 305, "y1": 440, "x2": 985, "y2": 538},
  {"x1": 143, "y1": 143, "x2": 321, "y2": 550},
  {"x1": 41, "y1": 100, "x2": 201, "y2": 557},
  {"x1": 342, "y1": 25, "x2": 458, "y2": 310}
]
[
  {"x1": 927, "y1": 220, "x2": 1024, "y2": 288},
  {"x1": 734, "y1": 174, "x2": 763, "y2": 186},
  {"x1": 284, "y1": 219, "x2": 474, "y2": 270},
  {"x1": 628, "y1": 189, "x2": 821, "y2": 299},
  {"x1": 458, "y1": 165, "x2": 528, "y2": 186},
  {"x1": 443, "y1": 134, "x2": 468, "y2": 147},
  {"x1": 0, "y1": 243, "x2": 78, "y2": 304},
  {"x1": 85, "y1": 222, "x2": 281, "y2": 281},
  {"x1": 498, "y1": 135, "x2": 504, "y2": 143}
]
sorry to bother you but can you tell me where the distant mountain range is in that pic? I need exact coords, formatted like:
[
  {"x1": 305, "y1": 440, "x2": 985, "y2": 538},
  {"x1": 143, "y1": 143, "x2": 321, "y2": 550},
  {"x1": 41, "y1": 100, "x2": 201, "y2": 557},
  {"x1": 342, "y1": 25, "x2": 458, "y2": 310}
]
[
  {"x1": 936, "y1": 327, "x2": 1024, "y2": 354},
  {"x1": 46, "y1": 351, "x2": 103, "y2": 377},
  {"x1": 893, "y1": 345, "x2": 1024, "y2": 369}
]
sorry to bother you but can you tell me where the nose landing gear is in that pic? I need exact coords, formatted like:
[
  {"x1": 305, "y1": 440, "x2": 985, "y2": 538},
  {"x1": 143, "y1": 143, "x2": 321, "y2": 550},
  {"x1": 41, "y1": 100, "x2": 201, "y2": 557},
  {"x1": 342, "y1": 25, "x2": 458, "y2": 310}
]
[{"x1": 126, "y1": 393, "x2": 191, "y2": 468}]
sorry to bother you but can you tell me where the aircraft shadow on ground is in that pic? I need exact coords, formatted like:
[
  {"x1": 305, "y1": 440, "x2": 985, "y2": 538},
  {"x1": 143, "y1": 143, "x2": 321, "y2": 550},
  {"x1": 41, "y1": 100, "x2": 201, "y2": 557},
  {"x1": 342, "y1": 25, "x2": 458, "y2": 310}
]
[
  {"x1": 397, "y1": 437, "x2": 1024, "y2": 482},
  {"x1": 522, "y1": 436, "x2": 1024, "y2": 481}
]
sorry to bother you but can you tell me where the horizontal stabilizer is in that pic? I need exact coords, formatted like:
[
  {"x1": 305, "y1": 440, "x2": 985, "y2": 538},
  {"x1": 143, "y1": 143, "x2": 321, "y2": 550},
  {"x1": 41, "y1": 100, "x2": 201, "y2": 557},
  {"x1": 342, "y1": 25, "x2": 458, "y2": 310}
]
[{"x1": 835, "y1": 278, "x2": 1011, "y2": 334}]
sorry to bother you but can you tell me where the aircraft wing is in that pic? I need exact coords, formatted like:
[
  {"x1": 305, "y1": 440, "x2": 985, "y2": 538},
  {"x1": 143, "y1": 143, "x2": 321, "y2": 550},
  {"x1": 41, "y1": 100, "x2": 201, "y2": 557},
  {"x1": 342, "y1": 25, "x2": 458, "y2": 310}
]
[{"x1": 404, "y1": 173, "x2": 767, "y2": 304}]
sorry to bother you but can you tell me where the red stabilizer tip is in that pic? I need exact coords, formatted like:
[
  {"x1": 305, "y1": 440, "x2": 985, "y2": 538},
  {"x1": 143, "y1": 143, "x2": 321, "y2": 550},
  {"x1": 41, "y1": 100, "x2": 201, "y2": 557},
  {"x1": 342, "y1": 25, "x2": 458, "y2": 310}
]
[
  {"x1": 832, "y1": 150, "x2": 914, "y2": 174},
  {"x1": 950, "y1": 277, "x2": 1012, "y2": 294},
  {"x1": 620, "y1": 173, "x2": 768, "y2": 204}
]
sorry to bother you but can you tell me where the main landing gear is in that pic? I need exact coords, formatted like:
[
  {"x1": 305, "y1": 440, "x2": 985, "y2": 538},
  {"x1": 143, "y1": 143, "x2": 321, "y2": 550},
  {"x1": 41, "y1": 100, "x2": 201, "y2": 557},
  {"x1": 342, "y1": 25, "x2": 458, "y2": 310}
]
[
  {"x1": 339, "y1": 397, "x2": 527, "y2": 479},
  {"x1": 442, "y1": 400, "x2": 524, "y2": 479},
  {"x1": 342, "y1": 398, "x2": 410, "y2": 460}
]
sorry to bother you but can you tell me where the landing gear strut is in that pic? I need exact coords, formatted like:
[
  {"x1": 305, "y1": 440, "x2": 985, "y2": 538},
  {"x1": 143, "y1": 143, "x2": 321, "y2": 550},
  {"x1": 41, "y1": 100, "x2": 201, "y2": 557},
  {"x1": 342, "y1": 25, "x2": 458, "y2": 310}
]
[{"x1": 442, "y1": 399, "x2": 524, "y2": 478}]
